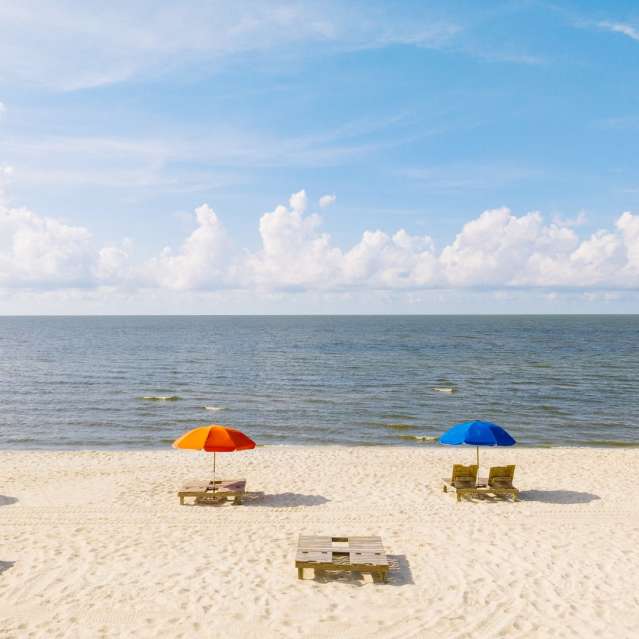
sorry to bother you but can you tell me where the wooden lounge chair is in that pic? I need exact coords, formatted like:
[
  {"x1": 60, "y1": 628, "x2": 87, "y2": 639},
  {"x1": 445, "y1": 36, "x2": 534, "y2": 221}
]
[
  {"x1": 177, "y1": 479, "x2": 246, "y2": 505},
  {"x1": 295, "y1": 535, "x2": 389, "y2": 582},
  {"x1": 442, "y1": 464, "x2": 482, "y2": 501},
  {"x1": 484, "y1": 465, "x2": 519, "y2": 501}
]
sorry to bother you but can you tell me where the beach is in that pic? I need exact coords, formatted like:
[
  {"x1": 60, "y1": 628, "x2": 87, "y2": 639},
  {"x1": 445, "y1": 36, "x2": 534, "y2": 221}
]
[{"x1": 1, "y1": 445, "x2": 638, "y2": 638}]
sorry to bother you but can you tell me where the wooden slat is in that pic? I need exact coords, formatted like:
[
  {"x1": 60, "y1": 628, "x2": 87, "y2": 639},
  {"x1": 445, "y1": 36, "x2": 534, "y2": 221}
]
[
  {"x1": 295, "y1": 535, "x2": 388, "y2": 578},
  {"x1": 178, "y1": 478, "x2": 247, "y2": 504}
]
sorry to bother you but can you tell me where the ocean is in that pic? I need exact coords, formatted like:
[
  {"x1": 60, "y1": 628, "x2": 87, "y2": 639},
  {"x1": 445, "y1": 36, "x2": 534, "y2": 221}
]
[{"x1": 0, "y1": 315, "x2": 637, "y2": 449}]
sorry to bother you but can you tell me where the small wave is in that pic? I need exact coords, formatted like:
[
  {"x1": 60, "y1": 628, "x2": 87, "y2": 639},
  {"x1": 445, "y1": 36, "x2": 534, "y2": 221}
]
[
  {"x1": 398, "y1": 434, "x2": 438, "y2": 442},
  {"x1": 540, "y1": 405, "x2": 565, "y2": 415},
  {"x1": 384, "y1": 423, "x2": 416, "y2": 431},
  {"x1": 204, "y1": 405, "x2": 225, "y2": 412},
  {"x1": 433, "y1": 387, "x2": 455, "y2": 394},
  {"x1": 581, "y1": 439, "x2": 639, "y2": 448},
  {"x1": 140, "y1": 395, "x2": 181, "y2": 401}
]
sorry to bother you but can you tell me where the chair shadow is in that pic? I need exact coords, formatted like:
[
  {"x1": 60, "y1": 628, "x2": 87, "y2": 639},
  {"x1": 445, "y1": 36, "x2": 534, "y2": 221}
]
[
  {"x1": 0, "y1": 496, "x2": 18, "y2": 507},
  {"x1": 518, "y1": 490, "x2": 600, "y2": 504},
  {"x1": 0, "y1": 561, "x2": 15, "y2": 575},
  {"x1": 245, "y1": 492, "x2": 330, "y2": 508},
  {"x1": 308, "y1": 555, "x2": 413, "y2": 587}
]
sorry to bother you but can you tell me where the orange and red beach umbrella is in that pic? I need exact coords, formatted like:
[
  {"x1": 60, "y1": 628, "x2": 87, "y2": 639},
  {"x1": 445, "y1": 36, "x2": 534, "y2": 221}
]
[
  {"x1": 172, "y1": 425, "x2": 256, "y2": 488},
  {"x1": 173, "y1": 425, "x2": 256, "y2": 452}
]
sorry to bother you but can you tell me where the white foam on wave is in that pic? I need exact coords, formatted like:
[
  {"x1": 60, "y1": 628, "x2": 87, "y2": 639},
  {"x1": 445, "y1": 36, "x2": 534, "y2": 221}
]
[
  {"x1": 399, "y1": 434, "x2": 439, "y2": 442},
  {"x1": 204, "y1": 405, "x2": 225, "y2": 412},
  {"x1": 141, "y1": 395, "x2": 181, "y2": 401},
  {"x1": 433, "y1": 387, "x2": 455, "y2": 394}
]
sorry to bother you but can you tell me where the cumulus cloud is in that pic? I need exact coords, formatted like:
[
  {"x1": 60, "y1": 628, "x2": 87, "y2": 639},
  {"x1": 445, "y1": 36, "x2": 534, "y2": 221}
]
[
  {"x1": 0, "y1": 193, "x2": 132, "y2": 288},
  {"x1": 0, "y1": 202, "x2": 95, "y2": 287},
  {"x1": 319, "y1": 193, "x2": 336, "y2": 208},
  {"x1": 0, "y1": 165, "x2": 13, "y2": 201},
  {"x1": 1, "y1": 190, "x2": 639, "y2": 298},
  {"x1": 95, "y1": 240, "x2": 132, "y2": 283},
  {"x1": 143, "y1": 204, "x2": 231, "y2": 290},
  {"x1": 343, "y1": 229, "x2": 437, "y2": 288},
  {"x1": 245, "y1": 192, "x2": 341, "y2": 289}
]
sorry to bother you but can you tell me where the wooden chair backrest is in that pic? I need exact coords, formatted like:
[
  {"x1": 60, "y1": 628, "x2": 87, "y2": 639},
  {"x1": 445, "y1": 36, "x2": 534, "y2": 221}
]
[
  {"x1": 488, "y1": 465, "x2": 516, "y2": 488},
  {"x1": 451, "y1": 464, "x2": 478, "y2": 488}
]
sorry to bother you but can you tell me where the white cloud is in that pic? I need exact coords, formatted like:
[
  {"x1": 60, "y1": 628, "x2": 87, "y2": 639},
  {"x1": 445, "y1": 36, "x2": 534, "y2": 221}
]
[
  {"x1": 0, "y1": 2, "x2": 461, "y2": 90},
  {"x1": 599, "y1": 21, "x2": 639, "y2": 42},
  {"x1": 0, "y1": 165, "x2": 13, "y2": 200},
  {"x1": 288, "y1": 189, "x2": 308, "y2": 214},
  {"x1": 617, "y1": 212, "x2": 639, "y2": 273},
  {"x1": 0, "y1": 101, "x2": 5, "y2": 116},
  {"x1": 552, "y1": 211, "x2": 587, "y2": 228},
  {"x1": 95, "y1": 240, "x2": 132, "y2": 284},
  {"x1": 343, "y1": 229, "x2": 437, "y2": 288},
  {"x1": 0, "y1": 202, "x2": 94, "y2": 287},
  {"x1": 143, "y1": 204, "x2": 231, "y2": 290},
  {"x1": 245, "y1": 195, "x2": 341, "y2": 289},
  {"x1": 319, "y1": 194, "x2": 336, "y2": 208},
  {"x1": 1, "y1": 190, "x2": 639, "y2": 300}
]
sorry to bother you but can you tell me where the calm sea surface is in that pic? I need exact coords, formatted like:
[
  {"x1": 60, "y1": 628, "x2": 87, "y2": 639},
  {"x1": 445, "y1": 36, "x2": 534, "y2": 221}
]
[{"x1": 0, "y1": 316, "x2": 637, "y2": 449}]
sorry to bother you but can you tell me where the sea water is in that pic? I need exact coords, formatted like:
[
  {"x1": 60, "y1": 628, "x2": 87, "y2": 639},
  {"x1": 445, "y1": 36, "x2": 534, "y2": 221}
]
[{"x1": 0, "y1": 315, "x2": 637, "y2": 449}]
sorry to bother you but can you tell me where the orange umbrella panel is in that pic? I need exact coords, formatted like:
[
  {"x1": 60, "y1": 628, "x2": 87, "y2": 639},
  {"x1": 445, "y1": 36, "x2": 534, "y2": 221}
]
[{"x1": 173, "y1": 425, "x2": 256, "y2": 452}]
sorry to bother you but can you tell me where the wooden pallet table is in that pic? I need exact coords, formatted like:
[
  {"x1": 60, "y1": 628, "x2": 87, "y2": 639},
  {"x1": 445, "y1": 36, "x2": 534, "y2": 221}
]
[
  {"x1": 295, "y1": 535, "x2": 389, "y2": 582},
  {"x1": 177, "y1": 479, "x2": 246, "y2": 505}
]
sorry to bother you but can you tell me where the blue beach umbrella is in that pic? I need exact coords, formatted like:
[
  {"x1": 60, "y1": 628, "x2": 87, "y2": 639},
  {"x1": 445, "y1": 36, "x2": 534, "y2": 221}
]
[{"x1": 439, "y1": 420, "x2": 516, "y2": 466}]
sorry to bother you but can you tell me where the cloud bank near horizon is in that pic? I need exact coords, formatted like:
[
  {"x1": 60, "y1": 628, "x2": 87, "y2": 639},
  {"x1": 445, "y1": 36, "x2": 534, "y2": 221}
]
[{"x1": 1, "y1": 189, "x2": 639, "y2": 303}]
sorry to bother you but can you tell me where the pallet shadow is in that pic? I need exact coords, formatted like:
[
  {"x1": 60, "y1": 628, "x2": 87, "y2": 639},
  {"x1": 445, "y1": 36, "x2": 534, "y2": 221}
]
[
  {"x1": 386, "y1": 555, "x2": 414, "y2": 586},
  {"x1": 519, "y1": 490, "x2": 600, "y2": 504},
  {"x1": 307, "y1": 554, "x2": 413, "y2": 587},
  {"x1": 0, "y1": 561, "x2": 15, "y2": 575},
  {"x1": 0, "y1": 496, "x2": 18, "y2": 507}
]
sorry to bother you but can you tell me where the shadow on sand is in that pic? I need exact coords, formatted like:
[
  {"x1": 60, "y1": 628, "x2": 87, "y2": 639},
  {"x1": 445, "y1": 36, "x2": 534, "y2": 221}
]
[
  {"x1": 0, "y1": 496, "x2": 18, "y2": 507},
  {"x1": 187, "y1": 492, "x2": 330, "y2": 508},
  {"x1": 385, "y1": 555, "x2": 414, "y2": 586},
  {"x1": 245, "y1": 492, "x2": 330, "y2": 508},
  {"x1": 308, "y1": 554, "x2": 413, "y2": 587},
  {"x1": 0, "y1": 561, "x2": 15, "y2": 575},
  {"x1": 519, "y1": 490, "x2": 600, "y2": 504}
]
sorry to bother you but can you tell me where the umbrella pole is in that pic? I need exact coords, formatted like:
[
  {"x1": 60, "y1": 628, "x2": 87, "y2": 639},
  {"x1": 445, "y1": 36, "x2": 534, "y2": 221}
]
[
  {"x1": 476, "y1": 446, "x2": 479, "y2": 468},
  {"x1": 213, "y1": 451, "x2": 216, "y2": 492}
]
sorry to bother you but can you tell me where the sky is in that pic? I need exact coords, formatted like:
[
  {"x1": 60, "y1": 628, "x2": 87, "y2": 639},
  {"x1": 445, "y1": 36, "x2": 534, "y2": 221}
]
[{"x1": 1, "y1": 0, "x2": 639, "y2": 314}]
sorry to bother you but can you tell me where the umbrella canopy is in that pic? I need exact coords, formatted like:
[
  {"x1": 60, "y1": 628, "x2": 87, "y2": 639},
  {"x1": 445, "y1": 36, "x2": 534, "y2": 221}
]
[
  {"x1": 439, "y1": 420, "x2": 516, "y2": 465},
  {"x1": 173, "y1": 425, "x2": 256, "y2": 452},
  {"x1": 172, "y1": 425, "x2": 256, "y2": 490}
]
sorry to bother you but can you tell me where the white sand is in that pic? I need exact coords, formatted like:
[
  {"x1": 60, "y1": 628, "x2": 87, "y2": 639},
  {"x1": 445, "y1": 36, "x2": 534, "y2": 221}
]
[{"x1": 1, "y1": 446, "x2": 638, "y2": 639}]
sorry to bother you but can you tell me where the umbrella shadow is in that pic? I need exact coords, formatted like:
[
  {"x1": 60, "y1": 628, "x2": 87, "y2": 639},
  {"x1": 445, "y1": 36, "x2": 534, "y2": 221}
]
[
  {"x1": 0, "y1": 496, "x2": 18, "y2": 507},
  {"x1": 185, "y1": 492, "x2": 330, "y2": 508},
  {"x1": 245, "y1": 492, "x2": 330, "y2": 508},
  {"x1": 518, "y1": 490, "x2": 600, "y2": 504},
  {"x1": 307, "y1": 555, "x2": 413, "y2": 587},
  {"x1": 0, "y1": 561, "x2": 15, "y2": 575}
]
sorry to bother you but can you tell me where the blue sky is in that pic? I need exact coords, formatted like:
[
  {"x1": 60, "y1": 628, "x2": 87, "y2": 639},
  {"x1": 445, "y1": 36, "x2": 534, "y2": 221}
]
[{"x1": 1, "y1": 0, "x2": 639, "y2": 313}]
